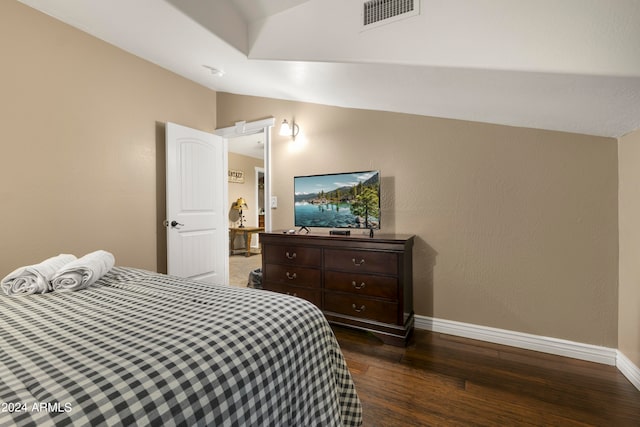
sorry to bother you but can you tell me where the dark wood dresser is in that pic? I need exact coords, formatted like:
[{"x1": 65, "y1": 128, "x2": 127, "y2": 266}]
[{"x1": 260, "y1": 232, "x2": 414, "y2": 346}]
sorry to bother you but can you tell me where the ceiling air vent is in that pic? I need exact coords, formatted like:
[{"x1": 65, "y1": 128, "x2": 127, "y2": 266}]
[{"x1": 362, "y1": 0, "x2": 419, "y2": 29}]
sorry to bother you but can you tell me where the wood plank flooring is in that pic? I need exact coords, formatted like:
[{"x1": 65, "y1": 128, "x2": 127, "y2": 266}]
[{"x1": 333, "y1": 326, "x2": 640, "y2": 426}]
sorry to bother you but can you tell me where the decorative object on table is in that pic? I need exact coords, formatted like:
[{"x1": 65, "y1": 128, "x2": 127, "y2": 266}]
[{"x1": 233, "y1": 197, "x2": 248, "y2": 228}]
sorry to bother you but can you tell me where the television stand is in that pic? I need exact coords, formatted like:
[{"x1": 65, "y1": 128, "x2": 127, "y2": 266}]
[
  {"x1": 297, "y1": 226, "x2": 310, "y2": 234},
  {"x1": 260, "y1": 232, "x2": 415, "y2": 346}
]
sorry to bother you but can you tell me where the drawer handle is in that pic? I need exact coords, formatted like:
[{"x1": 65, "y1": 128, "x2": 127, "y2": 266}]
[
  {"x1": 285, "y1": 251, "x2": 297, "y2": 260},
  {"x1": 352, "y1": 258, "x2": 365, "y2": 266},
  {"x1": 351, "y1": 304, "x2": 366, "y2": 313},
  {"x1": 352, "y1": 281, "x2": 366, "y2": 290},
  {"x1": 286, "y1": 272, "x2": 297, "y2": 280}
]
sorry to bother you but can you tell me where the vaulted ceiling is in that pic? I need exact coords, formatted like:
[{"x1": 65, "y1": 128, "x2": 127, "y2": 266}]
[{"x1": 17, "y1": 0, "x2": 640, "y2": 137}]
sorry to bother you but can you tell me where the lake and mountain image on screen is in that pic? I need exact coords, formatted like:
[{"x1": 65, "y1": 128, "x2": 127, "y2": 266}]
[{"x1": 294, "y1": 171, "x2": 380, "y2": 229}]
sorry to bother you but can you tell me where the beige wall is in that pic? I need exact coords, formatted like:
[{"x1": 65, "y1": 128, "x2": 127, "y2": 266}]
[
  {"x1": 228, "y1": 152, "x2": 263, "y2": 228},
  {"x1": 0, "y1": 1, "x2": 217, "y2": 276},
  {"x1": 217, "y1": 93, "x2": 619, "y2": 347},
  {"x1": 3, "y1": 1, "x2": 627, "y2": 352},
  {"x1": 619, "y1": 128, "x2": 640, "y2": 367}
]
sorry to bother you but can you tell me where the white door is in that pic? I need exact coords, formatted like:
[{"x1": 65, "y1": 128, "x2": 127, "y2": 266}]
[{"x1": 166, "y1": 122, "x2": 228, "y2": 284}]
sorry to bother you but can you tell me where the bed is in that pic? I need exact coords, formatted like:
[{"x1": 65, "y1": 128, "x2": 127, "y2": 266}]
[{"x1": 0, "y1": 267, "x2": 362, "y2": 426}]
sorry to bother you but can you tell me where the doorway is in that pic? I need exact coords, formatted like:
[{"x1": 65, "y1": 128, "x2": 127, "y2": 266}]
[{"x1": 216, "y1": 119, "x2": 273, "y2": 287}]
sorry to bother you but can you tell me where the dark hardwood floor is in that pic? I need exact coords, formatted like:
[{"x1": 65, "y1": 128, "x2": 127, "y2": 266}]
[{"x1": 333, "y1": 326, "x2": 640, "y2": 426}]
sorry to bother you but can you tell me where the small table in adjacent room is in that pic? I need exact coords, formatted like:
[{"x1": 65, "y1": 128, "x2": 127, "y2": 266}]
[{"x1": 229, "y1": 227, "x2": 264, "y2": 257}]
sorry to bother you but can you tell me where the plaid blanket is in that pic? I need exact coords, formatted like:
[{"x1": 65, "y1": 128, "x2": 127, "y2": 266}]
[{"x1": 0, "y1": 267, "x2": 362, "y2": 426}]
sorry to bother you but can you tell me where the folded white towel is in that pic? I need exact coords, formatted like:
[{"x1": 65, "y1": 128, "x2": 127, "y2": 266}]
[
  {"x1": 50, "y1": 250, "x2": 115, "y2": 292},
  {"x1": 1, "y1": 254, "x2": 77, "y2": 296}
]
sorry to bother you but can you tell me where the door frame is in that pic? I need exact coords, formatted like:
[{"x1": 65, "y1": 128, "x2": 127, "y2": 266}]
[
  {"x1": 252, "y1": 166, "x2": 265, "y2": 249},
  {"x1": 215, "y1": 118, "x2": 274, "y2": 232}
]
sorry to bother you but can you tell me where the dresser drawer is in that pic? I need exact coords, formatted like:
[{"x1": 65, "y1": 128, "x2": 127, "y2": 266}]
[
  {"x1": 264, "y1": 282, "x2": 321, "y2": 307},
  {"x1": 264, "y1": 245, "x2": 321, "y2": 267},
  {"x1": 324, "y1": 293, "x2": 398, "y2": 324},
  {"x1": 324, "y1": 249, "x2": 398, "y2": 275},
  {"x1": 264, "y1": 264, "x2": 321, "y2": 288},
  {"x1": 260, "y1": 232, "x2": 415, "y2": 346},
  {"x1": 324, "y1": 271, "x2": 398, "y2": 300}
]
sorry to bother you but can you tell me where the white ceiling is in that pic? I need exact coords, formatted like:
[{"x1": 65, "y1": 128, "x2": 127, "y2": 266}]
[
  {"x1": 17, "y1": 0, "x2": 640, "y2": 138},
  {"x1": 230, "y1": 133, "x2": 266, "y2": 159}
]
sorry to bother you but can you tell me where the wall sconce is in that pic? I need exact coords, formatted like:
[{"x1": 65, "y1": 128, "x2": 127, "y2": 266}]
[{"x1": 279, "y1": 119, "x2": 300, "y2": 140}]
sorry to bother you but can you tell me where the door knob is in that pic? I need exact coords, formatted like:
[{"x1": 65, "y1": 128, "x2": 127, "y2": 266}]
[{"x1": 163, "y1": 220, "x2": 184, "y2": 228}]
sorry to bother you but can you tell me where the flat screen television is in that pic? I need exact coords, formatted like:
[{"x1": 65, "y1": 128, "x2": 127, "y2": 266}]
[{"x1": 294, "y1": 170, "x2": 380, "y2": 229}]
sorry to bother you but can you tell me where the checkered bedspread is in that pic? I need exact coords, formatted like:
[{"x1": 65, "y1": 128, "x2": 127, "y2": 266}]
[{"x1": 0, "y1": 267, "x2": 362, "y2": 426}]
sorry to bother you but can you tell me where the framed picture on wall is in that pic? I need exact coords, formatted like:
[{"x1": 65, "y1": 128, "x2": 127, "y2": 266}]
[{"x1": 228, "y1": 169, "x2": 245, "y2": 183}]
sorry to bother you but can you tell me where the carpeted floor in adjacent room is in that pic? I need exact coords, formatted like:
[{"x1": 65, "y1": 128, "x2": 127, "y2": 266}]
[{"x1": 229, "y1": 253, "x2": 262, "y2": 287}]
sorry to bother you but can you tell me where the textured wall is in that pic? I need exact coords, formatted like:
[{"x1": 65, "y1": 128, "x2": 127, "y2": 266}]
[
  {"x1": 0, "y1": 1, "x2": 217, "y2": 276},
  {"x1": 217, "y1": 93, "x2": 619, "y2": 347},
  {"x1": 619, "y1": 128, "x2": 640, "y2": 367}
]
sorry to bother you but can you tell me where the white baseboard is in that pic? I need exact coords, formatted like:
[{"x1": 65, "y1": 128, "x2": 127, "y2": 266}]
[
  {"x1": 414, "y1": 315, "x2": 617, "y2": 365},
  {"x1": 617, "y1": 351, "x2": 640, "y2": 391},
  {"x1": 414, "y1": 315, "x2": 640, "y2": 391}
]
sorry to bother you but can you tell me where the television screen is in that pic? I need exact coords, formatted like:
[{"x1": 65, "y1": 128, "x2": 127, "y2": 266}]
[{"x1": 294, "y1": 170, "x2": 380, "y2": 229}]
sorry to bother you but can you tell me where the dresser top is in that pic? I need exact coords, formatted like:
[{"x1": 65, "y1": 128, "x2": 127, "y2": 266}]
[{"x1": 261, "y1": 231, "x2": 415, "y2": 249}]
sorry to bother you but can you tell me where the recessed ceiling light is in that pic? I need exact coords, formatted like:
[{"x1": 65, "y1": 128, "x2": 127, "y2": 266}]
[{"x1": 202, "y1": 65, "x2": 224, "y2": 77}]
